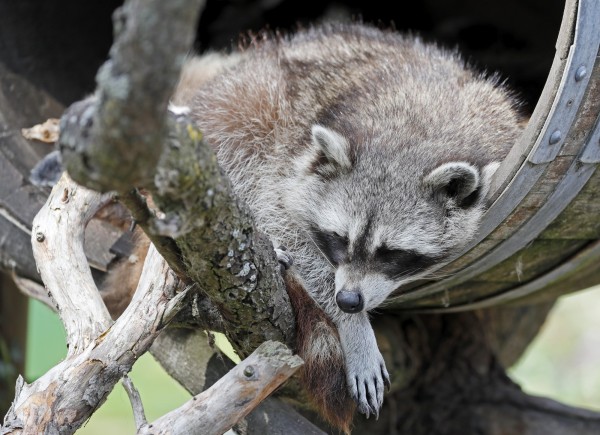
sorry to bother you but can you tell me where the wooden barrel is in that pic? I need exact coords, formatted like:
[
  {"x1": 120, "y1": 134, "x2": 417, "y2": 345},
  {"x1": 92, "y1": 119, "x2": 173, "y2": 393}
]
[{"x1": 387, "y1": 0, "x2": 600, "y2": 311}]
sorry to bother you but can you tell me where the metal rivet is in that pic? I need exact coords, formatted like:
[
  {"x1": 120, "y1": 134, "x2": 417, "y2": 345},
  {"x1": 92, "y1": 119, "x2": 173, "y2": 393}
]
[
  {"x1": 549, "y1": 130, "x2": 562, "y2": 145},
  {"x1": 243, "y1": 365, "x2": 255, "y2": 378},
  {"x1": 575, "y1": 65, "x2": 587, "y2": 82},
  {"x1": 36, "y1": 232, "x2": 45, "y2": 242}
]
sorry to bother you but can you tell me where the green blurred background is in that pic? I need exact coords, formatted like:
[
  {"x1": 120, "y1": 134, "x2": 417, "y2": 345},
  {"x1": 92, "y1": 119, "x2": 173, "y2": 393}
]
[{"x1": 25, "y1": 286, "x2": 600, "y2": 433}]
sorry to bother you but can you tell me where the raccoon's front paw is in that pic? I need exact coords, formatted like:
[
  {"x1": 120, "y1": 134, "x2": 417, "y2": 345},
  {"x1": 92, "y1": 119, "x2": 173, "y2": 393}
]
[
  {"x1": 274, "y1": 245, "x2": 294, "y2": 272},
  {"x1": 346, "y1": 349, "x2": 390, "y2": 418}
]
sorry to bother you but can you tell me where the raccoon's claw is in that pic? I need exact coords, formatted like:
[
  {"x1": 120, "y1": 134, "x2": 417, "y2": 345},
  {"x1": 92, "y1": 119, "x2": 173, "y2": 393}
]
[
  {"x1": 275, "y1": 245, "x2": 294, "y2": 271},
  {"x1": 351, "y1": 379, "x2": 381, "y2": 419},
  {"x1": 382, "y1": 364, "x2": 391, "y2": 391},
  {"x1": 347, "y1": 351, "x2": 388, "y2": 419}
]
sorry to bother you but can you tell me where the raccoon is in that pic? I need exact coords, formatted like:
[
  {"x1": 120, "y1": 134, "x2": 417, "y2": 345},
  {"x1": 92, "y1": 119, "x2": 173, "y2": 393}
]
[{"x1": 110, "y1": 23, "x2": 523, "y2": 432}]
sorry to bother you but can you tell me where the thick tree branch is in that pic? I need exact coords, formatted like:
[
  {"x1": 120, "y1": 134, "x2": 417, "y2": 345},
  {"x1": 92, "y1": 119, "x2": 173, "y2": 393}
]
[
  {"x1": 59, "y1": 0, "x2": 206, "y2": 193},
  {"x1": 57, "y1": 0, "x2": 295, "y2": 357},
  {"x1": 150, "y1": 115, "x2": 296, "y2": 353}
]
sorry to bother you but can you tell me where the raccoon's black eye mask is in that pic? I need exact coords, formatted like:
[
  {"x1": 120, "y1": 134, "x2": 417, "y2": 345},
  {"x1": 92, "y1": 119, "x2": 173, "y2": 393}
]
[
  {"x1": 311, "y1": 228, "x2": 348, "y2": 265},
  {"x1": 373, "y1": 246, "x2": 439, "y2": 279}
]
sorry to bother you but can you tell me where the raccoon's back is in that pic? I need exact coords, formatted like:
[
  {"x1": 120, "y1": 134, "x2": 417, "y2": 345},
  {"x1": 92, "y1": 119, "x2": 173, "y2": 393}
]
[
  {"x1": 184, "y1": 23, "x2": 516, "y2": 174},
  {"x1": 180, "y1": 23, "x2": 520, "y2": 252}
]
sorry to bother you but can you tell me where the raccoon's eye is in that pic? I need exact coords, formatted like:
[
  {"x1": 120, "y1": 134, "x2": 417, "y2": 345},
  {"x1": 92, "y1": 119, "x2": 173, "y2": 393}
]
[
  {"x1": 312, "y1": 229, "x2": 348, "y2": 265},
  {"x1": 374, "y1": 246, "x2": 437, "y2": 279}
]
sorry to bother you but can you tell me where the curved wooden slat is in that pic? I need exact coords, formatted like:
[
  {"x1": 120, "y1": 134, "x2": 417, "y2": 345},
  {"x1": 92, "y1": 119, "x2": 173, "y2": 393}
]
[
  {"x1": 387, "y1": 0, "x2": 600, "y2": 309},
  {"x1": 422, "y1": 238, "x2": 600, "y2": 313}
]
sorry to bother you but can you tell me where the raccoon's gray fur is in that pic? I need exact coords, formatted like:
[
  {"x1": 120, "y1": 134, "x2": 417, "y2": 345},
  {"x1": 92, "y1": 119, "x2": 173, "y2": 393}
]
[{"x1": 172, "y1": 23, "x2": 522, "y2": 431}]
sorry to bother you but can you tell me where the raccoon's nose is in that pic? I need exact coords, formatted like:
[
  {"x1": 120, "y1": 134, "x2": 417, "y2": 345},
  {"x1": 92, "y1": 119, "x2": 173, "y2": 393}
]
[{"x1": 336, "y1": 290, "x2": 364, "y2": 313}]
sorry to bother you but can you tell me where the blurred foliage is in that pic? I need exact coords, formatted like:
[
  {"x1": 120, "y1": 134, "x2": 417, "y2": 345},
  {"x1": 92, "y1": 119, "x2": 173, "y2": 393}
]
[{"x1": 509, "y1": 285, "x2": 600, "y2": 411}]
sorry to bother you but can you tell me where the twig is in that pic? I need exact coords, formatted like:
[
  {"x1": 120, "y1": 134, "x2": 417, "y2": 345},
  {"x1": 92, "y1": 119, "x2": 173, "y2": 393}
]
[{"x1": 122, "y1": 376, "x2": 148, "y2": 430}]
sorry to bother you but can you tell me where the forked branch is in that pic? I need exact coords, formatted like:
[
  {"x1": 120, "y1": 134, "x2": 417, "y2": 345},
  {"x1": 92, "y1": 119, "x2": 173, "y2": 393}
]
[
  {"x1": 2, "y1": 175, "x2": 180, "y2": 434},
  {"x1": 3, "y1": 175, "x2": 301, "y2": 434}
]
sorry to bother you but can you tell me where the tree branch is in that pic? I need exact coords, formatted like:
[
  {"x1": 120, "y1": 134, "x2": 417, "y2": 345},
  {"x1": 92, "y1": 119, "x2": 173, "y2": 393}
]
[
  {"x1": 122, "y1": 376, "x2": 148, "y2": 431},
  {"x1": 150, "y1": 329, "x2": 327, "y2": 435},
  {"x1": 140, "y1": 341, "x2": 303, "y2": 435},
  {"x1": 59, "y1": 0, "x2": 206, "y2": 193},
  {"x1": 149, "y1": 115, "x2": 296, "y2": 353},
  {"x1": 2, "y1": 174, "x2": 185, "y2": 434},
  {"x1": 3, "y1": 228, "x2": 180, "y2": 434},
  {"x1": 31, "y1": 174, "x2": 114, "y2": 356},
  {"x1": 57, "y1": 0, "x2": 295, "y2": 357}
]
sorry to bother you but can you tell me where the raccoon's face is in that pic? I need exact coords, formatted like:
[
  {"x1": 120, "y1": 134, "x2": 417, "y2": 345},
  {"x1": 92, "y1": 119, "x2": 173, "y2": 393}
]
[
  {"x1": 312, "y1": 221, "x2": 442, "y2": 313},
  {"x1": 288, "y1": 125, "x2": 500, "y2": 313}
]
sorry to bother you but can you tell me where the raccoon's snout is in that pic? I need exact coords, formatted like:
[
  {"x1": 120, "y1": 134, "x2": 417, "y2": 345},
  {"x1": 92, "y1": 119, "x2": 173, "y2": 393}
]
[{"x1": 336, "y1": 290, "x2": 364, "y2": 313}]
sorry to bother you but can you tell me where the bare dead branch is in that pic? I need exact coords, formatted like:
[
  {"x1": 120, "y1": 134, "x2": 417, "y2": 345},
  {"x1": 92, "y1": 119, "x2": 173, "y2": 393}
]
[
  {"x1": 139, "y1": 341, "x2": 303, "y2": 435},
  {"x1": 2, "y1": 243, "x2": 179, "y2": 435},
  {"x1": 31, "y1": 173, "x2": 114, "y2": 356},
  {"x1": 122, "y1": 376, "x2": 147, "y2": 431},
  {"x1": 150, "y1": 329, "x2": 327, "y2": 435},
  {"x1": 1, "y1": 173, "x2": 185, "y2": 434}
]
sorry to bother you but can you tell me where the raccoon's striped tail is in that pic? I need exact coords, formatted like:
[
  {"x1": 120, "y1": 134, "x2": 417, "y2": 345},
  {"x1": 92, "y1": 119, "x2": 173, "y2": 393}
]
[{"x1": 283, "y1": 272, "x2": 356, "y2": 434}]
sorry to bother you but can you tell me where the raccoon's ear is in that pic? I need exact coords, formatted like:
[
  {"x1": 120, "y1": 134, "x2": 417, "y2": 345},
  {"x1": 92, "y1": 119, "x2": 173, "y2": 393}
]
[
  {"x1": 310, "y1": 125, "x2": 353, "y2": 175},
  {"x1": 424, "y1": 162, "x2": 483, "y2": 208}
]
